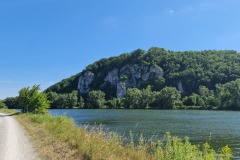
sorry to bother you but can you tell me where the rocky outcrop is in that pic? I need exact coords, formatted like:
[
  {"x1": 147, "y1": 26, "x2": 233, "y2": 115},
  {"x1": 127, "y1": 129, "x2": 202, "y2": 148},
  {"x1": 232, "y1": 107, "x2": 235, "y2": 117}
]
[
  {"x1": 78, "y1": 71, "x2": 94, "y2": 94},
  {"x1": 105, "y1": 64, "x2": 163, "y2": 98},
  {"x1": 78, "y1": 64, "x2": 163, "y2": 98},
  {"x1": 116, "y1": 82, "x2": 126, "y2": 98},
  {"x1": 177, "y1": 81, "x2": 185, "y2": 93},
  {"x1": 105, "y1": 69, "x2": 119, "y2": 85}
]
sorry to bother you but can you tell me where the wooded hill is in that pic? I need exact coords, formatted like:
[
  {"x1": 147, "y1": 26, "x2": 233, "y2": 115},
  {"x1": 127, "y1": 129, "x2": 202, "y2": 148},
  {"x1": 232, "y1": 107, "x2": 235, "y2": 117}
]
[{"x1": 44, "y1": 47, "x2": 240, "y2": 110}]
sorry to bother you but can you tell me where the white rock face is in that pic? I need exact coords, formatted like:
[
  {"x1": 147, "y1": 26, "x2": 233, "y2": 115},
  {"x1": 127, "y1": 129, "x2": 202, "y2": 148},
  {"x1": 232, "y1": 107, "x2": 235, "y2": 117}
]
[
  {"x1": 78, "y1": 64, "x2": 164, "y2": 98},
  {"x1": 105, "y1": 64, "x2": 164, "y2": 98},
  {"x1": 116, "y1": 82, "x2": 126, "y2": 98},
  {"x1": 142, "y1": 66, "x2": 163, "y2": 81},
  {"x1": 78, "y1": 71, "x2": 94, "y2": 94},
  {"x1": 105, "y1": 68, "x2": 119, "y2": 85},
  {"x1": 177, "y1": 81, "x2": 185, "y2": 93}
]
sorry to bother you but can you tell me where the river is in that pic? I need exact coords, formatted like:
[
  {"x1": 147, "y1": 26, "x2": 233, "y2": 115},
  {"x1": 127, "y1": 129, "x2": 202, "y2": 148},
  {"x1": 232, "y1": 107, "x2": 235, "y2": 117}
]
[{"x1": 49, "y1": 109, "x2": 240, "y2": 158}]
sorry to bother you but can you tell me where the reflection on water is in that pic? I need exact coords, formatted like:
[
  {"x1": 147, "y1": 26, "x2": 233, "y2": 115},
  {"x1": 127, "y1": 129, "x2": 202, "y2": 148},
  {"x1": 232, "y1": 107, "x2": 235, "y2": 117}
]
[{"x1": 50, "y1": 109, "x2": 240, "y2": 158}]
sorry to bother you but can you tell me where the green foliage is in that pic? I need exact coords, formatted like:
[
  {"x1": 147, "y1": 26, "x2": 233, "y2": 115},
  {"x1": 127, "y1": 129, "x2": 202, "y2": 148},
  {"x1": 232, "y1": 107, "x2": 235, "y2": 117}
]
[
  {"x1": 48, "y1": 48, "x2": 240, "y2": 97},
  {"x1": 0, "y1": 101, "x2": 7, "y2": 109},
  {"x1": 123, "y1": 88, "x2": 142, "y2": 108},
  {"x1": 122, "y1": 86, "x2": 181, "y2": 109},
  {"x1": 122, "y1": 86, "x2": 154, "y2": 109},
  {"x1": 154, "y1": 87, "x2": 181, "y2": 109},
  {"x1": 87, "y1": 90, "x2": 106, "y2": 108},
  {"x1": 47, "y1": 91, "x2": 79, "y2": 108},
  {"x1": 65, "y1": 90, "x2": 78, "y2": 108},
  {"x1": 78, "y1": 96, "x2": 85, "y2": 108},
  {"x1": 3, "y1": 97, "x2": 18, "y2": 109},
  {"x1": 44, "y1": 73, "x2": 81, "y2": 94},
  {"x1": 183, "y1": 94, "x2": 198, "y2": 106},
  {"x1": 140, "y1": 86, "x2": 155, "y2": 108},
  {"x1": 215, "y1": 79, "x2": 240, "y2": 110},
  {"x1": 106, "y1": 98, "x2": 122, "y2": 109},
  {"x1": 45, "y1": 47, "x2": 240, "y2": 110},
  {"x1": 151, "y1": 132, "x2": 232, "y2": 160},
  {"x1": 0, "y1": 108, "x2": 17, "y2": 114},
  {"x1": 18, "y1": 85, "x2": 49, "y2": 114},
  {"x1": 20, "y1": 114, "x2": 233, "y2": 160}
]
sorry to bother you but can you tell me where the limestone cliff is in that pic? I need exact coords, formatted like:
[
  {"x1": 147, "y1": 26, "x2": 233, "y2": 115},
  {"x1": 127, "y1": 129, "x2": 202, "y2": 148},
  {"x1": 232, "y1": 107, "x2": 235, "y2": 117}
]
[
  {"x1": 78, "y1": 71, "x2": 94, "y2": 94},
  {"x1": 78, "y1": 64, "x2": 163, "y2": 98}
]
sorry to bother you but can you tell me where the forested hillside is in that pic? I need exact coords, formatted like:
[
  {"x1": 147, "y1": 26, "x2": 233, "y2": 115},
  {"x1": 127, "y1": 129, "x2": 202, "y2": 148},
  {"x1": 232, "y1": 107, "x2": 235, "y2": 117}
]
[{"x1": 44, "y1": 47, "x2": 240, "y2": 110}]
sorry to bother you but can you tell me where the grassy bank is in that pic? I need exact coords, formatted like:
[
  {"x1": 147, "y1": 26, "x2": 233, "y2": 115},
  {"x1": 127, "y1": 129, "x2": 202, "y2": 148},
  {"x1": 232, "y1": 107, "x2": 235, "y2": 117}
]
[
  {"x1": 16, "y1": 113, "x2": 232, "y2": 160},
  {"x1": 0, "y1": 108, "x2": 17, "y2": 114}
]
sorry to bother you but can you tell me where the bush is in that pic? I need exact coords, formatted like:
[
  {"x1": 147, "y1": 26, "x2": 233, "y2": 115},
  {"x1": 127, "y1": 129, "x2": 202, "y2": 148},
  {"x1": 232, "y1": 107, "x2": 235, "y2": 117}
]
[{"x1": 0, "y1": 101, "x2": 7, "y2": 109}]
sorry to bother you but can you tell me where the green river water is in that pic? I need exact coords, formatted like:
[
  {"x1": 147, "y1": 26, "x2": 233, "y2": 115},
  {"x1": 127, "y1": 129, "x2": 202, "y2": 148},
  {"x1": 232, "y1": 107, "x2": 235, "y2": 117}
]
[{"x1": 50, "y1": 109, "x2": 240, "y2": 159}]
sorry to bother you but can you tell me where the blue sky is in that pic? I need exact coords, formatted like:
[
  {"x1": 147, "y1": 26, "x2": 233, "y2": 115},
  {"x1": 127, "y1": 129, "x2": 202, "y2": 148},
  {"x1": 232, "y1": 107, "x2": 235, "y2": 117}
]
[{"x1": 1, "y1": 0, "x2": 240, "y2": 99}]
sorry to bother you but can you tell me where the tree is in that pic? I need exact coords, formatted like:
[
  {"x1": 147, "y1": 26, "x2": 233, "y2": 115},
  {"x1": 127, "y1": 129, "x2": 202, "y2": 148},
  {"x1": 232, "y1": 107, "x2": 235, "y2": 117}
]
[
  {"x1": 106, "y1": 98, "x2": 122, "y2": 109},
  {"x1": 87, "y1": 90, "x2": 106, "y2": 108},
  {"x1": 3, "y1": 97, "x2": 18, "y2": 109},
  {"x1": 140, "y1": 85, "x2": 154, "y2": 108},
  {"x1": 0, "y1": 101, "x2": 7, "y2": 109},
  {"x1": 65, "y1": 91, "x2": 78, "y2": 108},
  {"x1": 196, "y1": 86, "x2": 218, "y2": 109},
  {"x1": 216, "y1": 79, "x2": 240, "y2": 110},
  {"x1": 199, "y1": 86, "x2": 212, "y2": 97},
  {"x1": 47, "y1": 91, "x2": 59, "y2": 108},
  {"x1": 78, "y1": 96, "x2": 85, "y2": 108},
  {"x1": 123, "y1": 88, "x2": 142, "y2": 108},
  {"x1": 47, "y1": 91, "x2": 79, "y2": 109},
  {"x1": 183, "y1": 94, "x2": 197, "y2": 106},
  {"x1": 18, "y1": 85, "x2": 49, "y2": 114},
  {"x1": 154, "y1": 87, "x2": 181, "y2": 109}
]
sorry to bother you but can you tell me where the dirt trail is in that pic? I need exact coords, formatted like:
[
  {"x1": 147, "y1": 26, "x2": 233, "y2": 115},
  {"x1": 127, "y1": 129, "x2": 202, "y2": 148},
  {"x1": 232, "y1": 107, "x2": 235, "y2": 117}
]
[{"x1": 0, "y1": 113, "x2": 38, "y2": 160}]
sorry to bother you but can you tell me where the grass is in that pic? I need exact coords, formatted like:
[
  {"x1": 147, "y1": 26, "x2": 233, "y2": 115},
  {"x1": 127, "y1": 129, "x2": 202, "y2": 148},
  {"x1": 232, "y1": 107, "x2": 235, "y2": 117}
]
[
  {"x1": 16, "y1": 113, "x2": 233, "y2": 160},
  {"x1": 0, "y1": 108, "x2": 17, "y2": 114}
]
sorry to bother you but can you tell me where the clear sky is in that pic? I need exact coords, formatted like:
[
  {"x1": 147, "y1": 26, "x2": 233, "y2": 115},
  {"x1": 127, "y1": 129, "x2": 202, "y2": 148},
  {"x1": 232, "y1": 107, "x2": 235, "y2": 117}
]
[{"x1": 1, "y1": 0, "x2": 240, "y2": 99}]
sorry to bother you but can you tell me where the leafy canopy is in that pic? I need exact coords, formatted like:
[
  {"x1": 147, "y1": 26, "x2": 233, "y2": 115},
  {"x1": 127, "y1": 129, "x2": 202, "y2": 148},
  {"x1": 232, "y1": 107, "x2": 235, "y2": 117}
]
[
  {"x1": 0, "y1": 101, "x2": 7, "y2": 109},
  {"x1": 18, "y1": 85, "x2": 49, "y2": 114}
]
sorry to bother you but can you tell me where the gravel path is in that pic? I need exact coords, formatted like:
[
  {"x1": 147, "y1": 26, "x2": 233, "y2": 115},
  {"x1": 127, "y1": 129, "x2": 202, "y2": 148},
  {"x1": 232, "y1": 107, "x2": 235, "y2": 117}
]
[{"x1": 0, "y1": 113, "x2": 38, "y2": 160}]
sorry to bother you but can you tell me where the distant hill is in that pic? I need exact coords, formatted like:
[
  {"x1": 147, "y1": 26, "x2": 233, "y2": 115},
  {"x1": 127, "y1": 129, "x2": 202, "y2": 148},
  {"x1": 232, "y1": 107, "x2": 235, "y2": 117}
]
[
  {"x1": 45, "y1": 73, "x2": 81, "y2": 94},
  {"x1": 45, "y1": 47, "x2": 240, "y2": 100}
]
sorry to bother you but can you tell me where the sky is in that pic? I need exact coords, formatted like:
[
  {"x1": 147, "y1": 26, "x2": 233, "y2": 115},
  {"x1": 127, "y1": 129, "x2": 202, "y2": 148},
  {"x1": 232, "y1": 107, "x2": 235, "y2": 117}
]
[{"x1": 1, "y1": 0, "x2": 240, "y2": 99}]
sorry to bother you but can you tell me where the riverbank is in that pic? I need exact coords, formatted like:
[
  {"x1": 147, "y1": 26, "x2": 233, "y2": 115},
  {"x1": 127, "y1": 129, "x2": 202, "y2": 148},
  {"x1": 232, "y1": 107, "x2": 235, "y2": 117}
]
[
  {"x1": 15, "y1": 112, "x2": 232, "y2": 160},
  {"x1": 0, "y1": 108, "x2": 17, "y2": 114}
]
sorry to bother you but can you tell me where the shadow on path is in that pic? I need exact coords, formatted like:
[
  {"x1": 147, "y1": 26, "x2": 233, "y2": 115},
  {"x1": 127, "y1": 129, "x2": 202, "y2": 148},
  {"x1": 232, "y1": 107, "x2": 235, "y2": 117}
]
[{"x1": 0, "y1": 113, "x2": 20, "y2": 117}]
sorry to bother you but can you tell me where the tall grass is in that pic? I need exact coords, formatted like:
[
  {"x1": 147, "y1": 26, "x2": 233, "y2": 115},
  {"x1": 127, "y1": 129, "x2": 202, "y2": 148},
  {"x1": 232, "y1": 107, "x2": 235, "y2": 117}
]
[
  {"x1": 17, "y1": 114, "x2": 232, "y2": 160},
  {"x1": 0, "y1": 108, "x2": 17, "y2": 114}
]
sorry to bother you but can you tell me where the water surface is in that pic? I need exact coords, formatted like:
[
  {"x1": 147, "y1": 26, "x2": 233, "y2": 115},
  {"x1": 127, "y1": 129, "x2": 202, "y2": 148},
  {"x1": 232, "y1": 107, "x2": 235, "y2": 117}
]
[{"x1": 50, "y1": 109, "x2": 240, "y2": 158}]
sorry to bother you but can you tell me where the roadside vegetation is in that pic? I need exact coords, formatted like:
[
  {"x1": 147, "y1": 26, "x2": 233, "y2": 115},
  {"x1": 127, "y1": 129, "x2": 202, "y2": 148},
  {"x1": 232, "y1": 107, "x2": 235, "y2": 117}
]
[
  {"x1": 0, "y1": 108, "x2": 17, "y2": 114},
  {"x1": 17, "y1": 113, "x2": 232, "y2": 160},
  {"x1": 0, "y1": 101, "x2": 17, "y2": 114},
  {"x1": 0, "y1": 85, "x2": 234, "y2": 159},
  {"x1": 0, "y1": 100, "x2": 8, "y2": 109}
]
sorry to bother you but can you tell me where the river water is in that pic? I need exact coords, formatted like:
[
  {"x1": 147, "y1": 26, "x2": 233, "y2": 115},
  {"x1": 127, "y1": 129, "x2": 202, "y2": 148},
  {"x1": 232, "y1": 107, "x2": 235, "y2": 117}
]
[{"x1": 49, "y1": 109, "x2": 240, "y2": 158}]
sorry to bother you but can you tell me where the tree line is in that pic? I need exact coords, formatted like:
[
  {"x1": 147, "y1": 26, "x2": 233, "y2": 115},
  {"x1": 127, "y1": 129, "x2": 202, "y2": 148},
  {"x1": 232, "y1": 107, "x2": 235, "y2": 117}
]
[
  {"x1": 47, "y1": 78, "x2": 240, "y2": 110},
  {"x1": 0, "y1": 85, "x2": 49, "y2": 114},
  {"x1": 1, "y1": 78, "x2": 240, "y2": 111}
]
